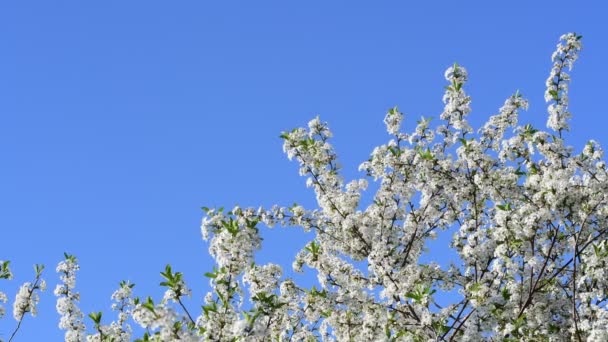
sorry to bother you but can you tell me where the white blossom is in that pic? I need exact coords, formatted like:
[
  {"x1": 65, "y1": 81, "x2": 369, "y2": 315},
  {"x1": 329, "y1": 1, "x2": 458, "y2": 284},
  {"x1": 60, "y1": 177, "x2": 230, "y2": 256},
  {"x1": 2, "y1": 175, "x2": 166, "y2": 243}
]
[
  {"x1": 55, "y1": 255, "x2": 86, "y2": 342},
  {"x1": 0, "y1": 292, "x2": 7, "y2": 319},
  {"x1": 545, "y1": 32, "x2": 582, "y2": 132}
]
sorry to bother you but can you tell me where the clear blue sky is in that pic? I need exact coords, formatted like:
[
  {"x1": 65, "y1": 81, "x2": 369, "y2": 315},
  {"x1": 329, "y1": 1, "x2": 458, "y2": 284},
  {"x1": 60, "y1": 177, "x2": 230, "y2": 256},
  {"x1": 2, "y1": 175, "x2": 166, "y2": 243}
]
[{"x1": 1, "y1": 1, "x2": 607, "y2": 340}]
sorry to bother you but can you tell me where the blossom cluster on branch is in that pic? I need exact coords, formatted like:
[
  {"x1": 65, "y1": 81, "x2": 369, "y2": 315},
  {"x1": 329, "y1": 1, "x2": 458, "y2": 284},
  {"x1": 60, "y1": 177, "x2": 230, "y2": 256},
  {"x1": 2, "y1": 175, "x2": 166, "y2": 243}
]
[{"x1": 2, "y1": 33, "x2": 607, "y2": 341}]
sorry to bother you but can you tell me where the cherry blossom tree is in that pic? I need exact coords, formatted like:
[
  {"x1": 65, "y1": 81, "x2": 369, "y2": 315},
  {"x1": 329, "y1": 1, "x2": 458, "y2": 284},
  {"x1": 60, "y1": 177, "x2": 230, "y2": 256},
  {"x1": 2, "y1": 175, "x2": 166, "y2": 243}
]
[{"x1": 3, "y1": 32, "x2": 608, "y2": 341}]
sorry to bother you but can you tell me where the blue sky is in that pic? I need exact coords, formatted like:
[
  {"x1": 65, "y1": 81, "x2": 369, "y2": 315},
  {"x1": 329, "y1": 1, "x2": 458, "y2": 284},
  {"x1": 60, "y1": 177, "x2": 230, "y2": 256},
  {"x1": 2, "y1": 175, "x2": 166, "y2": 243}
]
[{"x1": 1, "y1": 1, "x2": 607, "y2": 340}]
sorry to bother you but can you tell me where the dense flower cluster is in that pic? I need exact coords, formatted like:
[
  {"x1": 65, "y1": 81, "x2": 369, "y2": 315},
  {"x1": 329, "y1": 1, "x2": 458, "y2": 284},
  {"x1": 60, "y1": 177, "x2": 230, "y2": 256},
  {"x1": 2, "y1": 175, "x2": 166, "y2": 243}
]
[
  {"x1": 1, "y1": 33, "x2": 606, "y2": 341},
  {"x1": 55, "y1": 254, "x2": 86, "y2": 342},
  {"x1": 12, "y1": 277, "x2": 45, "y2": 321},
  {"x1": 545, "y1": 33, "x2": 583, "y2": 133},
  {"x1": 196, "y1": 32, "x2": 606, "y2": 341}
]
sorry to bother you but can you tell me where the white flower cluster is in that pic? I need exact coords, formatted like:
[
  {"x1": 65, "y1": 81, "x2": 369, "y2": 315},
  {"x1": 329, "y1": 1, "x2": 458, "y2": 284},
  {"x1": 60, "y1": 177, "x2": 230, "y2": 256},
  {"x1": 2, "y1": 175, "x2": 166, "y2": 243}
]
[
  {"x1": 440, "y1": 63, "x2": 473, "y2": 140},
  {"x1": 0, "y1": 291, "x2": 6, "y2": 319},
  {"x1": 480, "y1": 92, "x2": 529, "y2": 151},
  {"x1": 55, "y1": 255, "x2": 86, "y2": 342},
  {"x1": 383, "y1": 106, "x2": 404, "y2": 136},
  {"x1": 545, "y1": 32, "x2": 583, "y2": 133},
  {"x1": 131, "y1": 299, "x2": 198, "y2": 341},
  {"x1": 110, "y1": 281, "x2": 134, "y2": 331},
  {"x1": 12, "y1": 279, "x2": 45, "y2": 321}
]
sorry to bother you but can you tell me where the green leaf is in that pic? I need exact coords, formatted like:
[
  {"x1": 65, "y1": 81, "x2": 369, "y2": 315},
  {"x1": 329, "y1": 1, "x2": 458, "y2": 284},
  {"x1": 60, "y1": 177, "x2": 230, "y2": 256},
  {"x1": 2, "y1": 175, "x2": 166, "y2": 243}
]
[
  {"x1": 63, "y1": 252, "x2": 77, "y2": 263},
  {"x1": 202, "y1": 302, "x2": 218, "y2": 318},
  {"x1": 320, "y1": 310, "x2": 332, "y2": 318},
  {"x1": 160, "y1": 264, "x2": 175, "y2": 285},
  {"x1": 418, "y1": 148, "x2": 434, "y2": 161},
  {"x1": 405, "y1": 291, "x2": 421, "y2": 301},
  {"x1": 245, "y1": 218, "x2": 259, "y2": 230},
  {"x1": 119, "y1": 280, "x2": 135, "y2": 289},
  {"x1": 307, "y1": 286, "x2": 327, "y2": 298},
  {"x1": 0, "y1": 261, "x2": 11, "y2": 279},
  {"x1": 88, "y1": 311, "x2": 102, "y2": 324},
  {"x1": 529, "y1": 163, "x2": 539, "y2": 175},
  {"x1": 522, "y1": 124, "x2": 538, "y2": 138},
  {"x1": 388, "y1": 146, "x2": 401, "y2": 157},
  {"x1": 496, "y1": 203, "x2": 511, "y2": 211},
  {"x1": 548, "y1": 89, "x2": 559, "y2": 100},
  {"x1": 33, "y1": 264, "x2": 44, "y2": 277},
  {"x1": 305, "y1": 241, "x2": 321, "y2": 261},
  {"x1": 431, "y1": 320, "x2": 449, "y2": 335}
]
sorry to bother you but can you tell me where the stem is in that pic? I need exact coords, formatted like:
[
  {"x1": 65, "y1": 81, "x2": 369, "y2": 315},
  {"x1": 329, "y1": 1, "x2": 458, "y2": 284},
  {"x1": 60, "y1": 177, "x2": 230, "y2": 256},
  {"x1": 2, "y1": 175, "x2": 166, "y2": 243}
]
[
  {"x1": 177, "y1": 296, "x2": 195, "y2": 324},
  {"x1": 8, "y1": 318, "x2": 24, "y2": 342}
]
